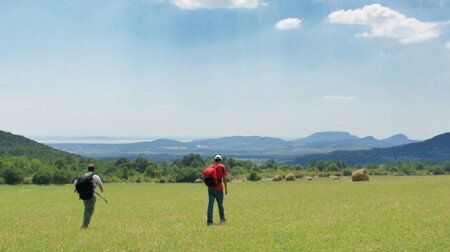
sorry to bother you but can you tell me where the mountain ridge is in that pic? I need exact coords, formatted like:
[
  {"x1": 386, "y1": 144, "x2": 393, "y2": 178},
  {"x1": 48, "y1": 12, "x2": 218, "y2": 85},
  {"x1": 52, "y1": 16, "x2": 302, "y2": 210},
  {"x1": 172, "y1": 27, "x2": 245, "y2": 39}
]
[
  {"x1": 46, "y1": 131, "x2": 417, "y2": 160},
  {"x1": 294, "y1": 132, "x2": 450, "y2": 165}
]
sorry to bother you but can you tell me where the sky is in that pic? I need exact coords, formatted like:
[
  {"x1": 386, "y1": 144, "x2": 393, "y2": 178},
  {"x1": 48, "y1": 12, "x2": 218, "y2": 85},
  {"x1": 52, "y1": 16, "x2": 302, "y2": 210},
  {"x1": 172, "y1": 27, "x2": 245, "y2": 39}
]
[{"x1": 0, "y1": 0, "x2": 449, "y2": 140}]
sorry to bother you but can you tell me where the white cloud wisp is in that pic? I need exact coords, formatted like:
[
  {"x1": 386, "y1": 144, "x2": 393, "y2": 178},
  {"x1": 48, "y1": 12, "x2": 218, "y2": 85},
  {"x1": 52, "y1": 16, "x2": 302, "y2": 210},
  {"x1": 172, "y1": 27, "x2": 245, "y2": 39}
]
[
  {"x1": 322, "y1": 95, "x2": 355, "y2": 102},
  {"x1": 275, "y1": 18, "x2": 302, "y2": 30},
  {"x1": 327, "y1": 4, "x2": 440, "y2": 43},
  {"x1": 171, "y1": 0, "x2": 261, "y2": 9}
]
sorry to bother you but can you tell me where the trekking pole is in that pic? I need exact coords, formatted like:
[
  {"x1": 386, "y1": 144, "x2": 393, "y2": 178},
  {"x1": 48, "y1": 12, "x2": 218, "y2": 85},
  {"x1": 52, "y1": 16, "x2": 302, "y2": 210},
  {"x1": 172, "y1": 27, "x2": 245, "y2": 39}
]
[{"x1": 95, "y1": 191, "x2": 108, "y2": 203}]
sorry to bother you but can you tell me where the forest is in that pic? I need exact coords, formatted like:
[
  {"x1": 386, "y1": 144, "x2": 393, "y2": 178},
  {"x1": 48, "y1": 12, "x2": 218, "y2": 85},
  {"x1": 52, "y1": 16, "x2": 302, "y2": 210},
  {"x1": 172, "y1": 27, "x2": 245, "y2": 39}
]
[{"x1": 1, "y1": 153, "x2": 449, "y2": 185}]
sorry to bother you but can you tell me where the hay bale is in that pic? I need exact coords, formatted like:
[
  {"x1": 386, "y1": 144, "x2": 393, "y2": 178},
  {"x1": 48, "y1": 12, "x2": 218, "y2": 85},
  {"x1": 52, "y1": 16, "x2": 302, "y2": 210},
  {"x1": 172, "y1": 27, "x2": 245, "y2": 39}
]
[
  {"x1": 272, "y1": 175, "x2": 283, "y2": 181},
  {"x1": 194, "y1": 178, "x2": 203, "y2": 184},
  {"x1": 352, "y1": 169, "x2": 369, "y2": 182},
  {"x1": 330, "y1": 176, "x2": 340, "y2": 180},
  {"x1": 305, "y1": 176, "x2": 313, "y2": 180},
  {"x1": 285, "y1": 173, "x2": 296, "y2": 181}
]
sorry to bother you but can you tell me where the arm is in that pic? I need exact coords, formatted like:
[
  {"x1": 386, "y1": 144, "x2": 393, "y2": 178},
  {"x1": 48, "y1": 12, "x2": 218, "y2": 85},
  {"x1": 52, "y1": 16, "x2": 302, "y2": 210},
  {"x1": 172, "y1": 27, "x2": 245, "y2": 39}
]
[
  {"x1": 95, "y1": 175, "x2": 104, "y2": 193},
  {"x1": 98, "y1": 183, "x2": 104, "y2": 193},
  {"x1": 224, "y1": 176, "x2": 228, "y2": 195}
]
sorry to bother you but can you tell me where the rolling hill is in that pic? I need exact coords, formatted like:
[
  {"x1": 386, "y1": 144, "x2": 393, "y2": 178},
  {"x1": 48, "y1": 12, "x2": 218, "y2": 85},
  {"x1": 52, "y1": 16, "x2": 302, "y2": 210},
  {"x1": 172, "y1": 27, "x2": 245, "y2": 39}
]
[
  {"x1": 0, "y1": 130, "x2": 80, "y2": 160},
  {"x1": 294, "y1": 132, "x2": 450, "y2": 165}
]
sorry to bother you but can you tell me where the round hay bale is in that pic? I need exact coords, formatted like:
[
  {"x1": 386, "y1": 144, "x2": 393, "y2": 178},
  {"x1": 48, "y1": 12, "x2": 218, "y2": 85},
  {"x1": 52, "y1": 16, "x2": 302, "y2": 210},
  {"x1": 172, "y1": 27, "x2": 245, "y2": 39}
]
[
  {"x1": 352, "y1": 169, "x2": 369, "y2": 182},
  {"x1": 305, "y1": 176, "x2": 313, "y2": 180},
  {"x1": 285, "y1": 173, "x2": 295, "y2": 181},
  {"x1": 272, "y1": 175, "x2": 283, "y2": 181},
  {"x1": 330, "y1": 176, "x2": 340, "y2": 180},
  {"x1": 194, "y1": 178, "x2": 203, "y2": 184}
]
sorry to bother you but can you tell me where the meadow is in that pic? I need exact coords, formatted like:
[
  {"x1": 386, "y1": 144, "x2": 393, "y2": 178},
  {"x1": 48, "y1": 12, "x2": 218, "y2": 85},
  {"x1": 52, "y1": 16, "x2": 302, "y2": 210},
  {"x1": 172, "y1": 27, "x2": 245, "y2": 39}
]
[{"x1": 0, "y1": 176, "x2": 449, "y2": 251}]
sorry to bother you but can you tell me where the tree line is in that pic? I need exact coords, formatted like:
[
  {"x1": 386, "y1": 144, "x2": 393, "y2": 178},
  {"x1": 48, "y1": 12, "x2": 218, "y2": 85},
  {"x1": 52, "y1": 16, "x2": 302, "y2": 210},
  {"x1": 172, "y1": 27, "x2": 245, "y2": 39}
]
[{"x1": 0, "y1": 154, "x2": 449, "y2": 185}]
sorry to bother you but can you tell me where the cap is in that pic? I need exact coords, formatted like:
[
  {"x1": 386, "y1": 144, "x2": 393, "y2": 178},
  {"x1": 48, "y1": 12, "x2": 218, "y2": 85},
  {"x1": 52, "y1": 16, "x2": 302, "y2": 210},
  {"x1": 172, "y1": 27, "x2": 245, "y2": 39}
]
[{"x1": 214, "y1": 155, "x2": 222, "y2": 161}]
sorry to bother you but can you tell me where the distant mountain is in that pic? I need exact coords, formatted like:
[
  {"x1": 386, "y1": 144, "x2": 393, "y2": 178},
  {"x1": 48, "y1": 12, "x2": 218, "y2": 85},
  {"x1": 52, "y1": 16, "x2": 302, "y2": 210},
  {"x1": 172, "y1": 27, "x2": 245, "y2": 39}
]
[
  {"x1": 48, "y1": 132, "x2": 417, "y2": 161},
  {"x1": 293, "y1": 131, "x2": 359, "y2": 143},
  {"x1": 0, "y1": 130, "x2": 79, "y2": 160},
  {"x1": 292, "y1": 131, "x2": 416, "y2": 150},
  {"x1": 382, "y1": 134, "x2": 412, "y2": 145},
  {"x1": 294, "y1": 133, "x2": 450, "y2": 165}
]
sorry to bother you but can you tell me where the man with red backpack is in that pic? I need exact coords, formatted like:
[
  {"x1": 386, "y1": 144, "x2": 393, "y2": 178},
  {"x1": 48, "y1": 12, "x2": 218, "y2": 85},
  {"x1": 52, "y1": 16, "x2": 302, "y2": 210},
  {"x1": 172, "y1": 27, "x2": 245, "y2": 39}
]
[{"x1": 204, "y1": 155, "x2": 228, "y2": 225}]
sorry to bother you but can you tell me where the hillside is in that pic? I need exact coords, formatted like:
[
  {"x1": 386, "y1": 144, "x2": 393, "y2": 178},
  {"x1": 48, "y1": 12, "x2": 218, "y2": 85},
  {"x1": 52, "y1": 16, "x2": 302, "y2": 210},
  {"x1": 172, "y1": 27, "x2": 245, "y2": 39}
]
[
  {"x1": 0, "y1": 130, "x2": 80, "y2": 160},
  {"x1": 294, "y1": 133, "x2": 450, "y2": 165}
]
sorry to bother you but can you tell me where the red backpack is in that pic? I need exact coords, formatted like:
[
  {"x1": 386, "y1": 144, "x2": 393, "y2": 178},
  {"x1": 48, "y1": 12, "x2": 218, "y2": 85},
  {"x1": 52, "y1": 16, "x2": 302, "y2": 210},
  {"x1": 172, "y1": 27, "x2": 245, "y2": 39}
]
[{"x1": 203, "y1": 164, "x2": 219, "y2": 187}]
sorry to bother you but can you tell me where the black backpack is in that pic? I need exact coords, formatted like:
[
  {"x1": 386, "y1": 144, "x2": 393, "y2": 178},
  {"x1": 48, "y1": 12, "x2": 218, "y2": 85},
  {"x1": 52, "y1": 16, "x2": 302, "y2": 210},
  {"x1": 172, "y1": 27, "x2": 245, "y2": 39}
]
[{"x1": 75, "y1": 174, "x2": 94, "y2": 200}]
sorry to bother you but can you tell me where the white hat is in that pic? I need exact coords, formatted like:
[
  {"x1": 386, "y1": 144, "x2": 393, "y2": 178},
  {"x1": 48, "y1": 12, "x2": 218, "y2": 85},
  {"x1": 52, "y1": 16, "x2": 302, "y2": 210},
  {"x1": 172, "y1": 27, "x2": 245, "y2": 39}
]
[{"x1": 214, "y1": 155, "x2": 222, "y2": 161}]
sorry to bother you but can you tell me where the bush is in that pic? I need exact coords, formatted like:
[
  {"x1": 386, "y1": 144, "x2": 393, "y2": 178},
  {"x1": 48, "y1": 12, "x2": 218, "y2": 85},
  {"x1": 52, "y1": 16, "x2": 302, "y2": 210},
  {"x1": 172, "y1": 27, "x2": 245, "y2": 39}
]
[
  {"x1": 2, "y1": 168, "x2": 24, "y2": 184},
  {"x1": 431, "y1": 166, "x2": 445, "y2": 175},
  {"x1": 32, "y1": 170, "x2": 53, "y2": 185},
  {"x1": 342, "y1": 168, "x2": 353, "y2": 176},
  {"x1": 247, "y1": 170, "x2": 261, "y2": 181}
]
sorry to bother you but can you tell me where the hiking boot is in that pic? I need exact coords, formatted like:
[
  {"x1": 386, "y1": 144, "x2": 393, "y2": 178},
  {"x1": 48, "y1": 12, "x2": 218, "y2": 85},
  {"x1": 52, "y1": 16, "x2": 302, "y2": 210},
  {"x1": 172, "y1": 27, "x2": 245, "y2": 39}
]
[
  {"x1": 207, "y1": 221, "x2": 214, "y2": 226},
  {"x1": 220, "y1": 219, "x2": 227, "y2": 224}
]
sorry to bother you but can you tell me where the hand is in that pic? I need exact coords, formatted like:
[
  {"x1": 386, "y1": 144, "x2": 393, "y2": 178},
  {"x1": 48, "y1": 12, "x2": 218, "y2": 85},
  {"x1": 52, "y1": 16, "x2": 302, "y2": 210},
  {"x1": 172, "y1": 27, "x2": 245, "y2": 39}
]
[{"x1": 225, "y1": 188, "x2": 228, "y2": 195}]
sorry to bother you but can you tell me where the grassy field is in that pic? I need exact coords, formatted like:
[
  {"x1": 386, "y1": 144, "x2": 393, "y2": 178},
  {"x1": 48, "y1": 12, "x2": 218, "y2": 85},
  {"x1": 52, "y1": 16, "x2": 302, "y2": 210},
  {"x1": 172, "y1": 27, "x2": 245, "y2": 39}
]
[{"x1": 0, "y1": 176, "x2": 449, "y2": 251}]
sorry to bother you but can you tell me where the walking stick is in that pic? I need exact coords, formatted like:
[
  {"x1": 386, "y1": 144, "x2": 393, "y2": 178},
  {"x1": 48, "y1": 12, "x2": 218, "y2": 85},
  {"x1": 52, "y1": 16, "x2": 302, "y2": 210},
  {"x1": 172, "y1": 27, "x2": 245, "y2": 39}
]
[{"x1": 95, "y1": 191, "x2": 108, "y2": 203}]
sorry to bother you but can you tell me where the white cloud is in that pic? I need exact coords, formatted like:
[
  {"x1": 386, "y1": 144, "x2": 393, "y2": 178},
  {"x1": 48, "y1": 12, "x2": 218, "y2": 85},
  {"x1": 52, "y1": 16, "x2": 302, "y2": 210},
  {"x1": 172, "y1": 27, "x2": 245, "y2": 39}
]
[
  {"x1": 327, "y1": 4, "x2": 440, "y2": 43},
  {"x1": 147, "y1": 105, "x2": 175, "y2": 112},
  {"x1": 322, "y1": 95, "x2": 355, "y2": 102},
  {"x1": 446, "y1": 41, "x2": 450, "y2": 49},
  {"x1": 275, "y1": 18, "x2": 302, "y2": 30},
  {"x1": 378, "y1": 52, "x2": 392, "y2": 57},
  {"x1": 171, "y1": 0, "x2": 261, "y2": 9}
]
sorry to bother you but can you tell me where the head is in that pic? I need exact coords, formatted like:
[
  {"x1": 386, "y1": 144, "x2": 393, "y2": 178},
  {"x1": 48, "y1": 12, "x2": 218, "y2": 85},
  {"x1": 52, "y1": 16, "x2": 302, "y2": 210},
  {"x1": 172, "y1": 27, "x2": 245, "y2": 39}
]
[
  {"x1": 87, "y1": 164, "x2": 96, "y2": 172},
  {"x1": 214, "y1": 155, "x2": 222, "y2": 163}
]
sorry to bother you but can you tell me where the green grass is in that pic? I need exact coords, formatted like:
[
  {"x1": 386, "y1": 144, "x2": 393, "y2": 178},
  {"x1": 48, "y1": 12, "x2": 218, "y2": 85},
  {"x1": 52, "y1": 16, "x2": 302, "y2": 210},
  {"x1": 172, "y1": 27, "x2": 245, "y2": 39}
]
[{"x1": 0, "y1": 176, "x2": 449, "y2": 251}]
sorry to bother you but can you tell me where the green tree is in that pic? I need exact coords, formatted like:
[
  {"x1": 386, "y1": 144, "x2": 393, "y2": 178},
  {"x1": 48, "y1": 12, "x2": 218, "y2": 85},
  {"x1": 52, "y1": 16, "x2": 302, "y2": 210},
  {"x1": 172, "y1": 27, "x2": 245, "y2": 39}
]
[
  {"x1": 144, "y1": 161, "x2": 160, "y2": 178},
  {"x1": 134, "y1": 157, "x2": 149, "y2": 173},
  {"x1": 2, "y1": 167, "x2": 24, "y2": 184}
]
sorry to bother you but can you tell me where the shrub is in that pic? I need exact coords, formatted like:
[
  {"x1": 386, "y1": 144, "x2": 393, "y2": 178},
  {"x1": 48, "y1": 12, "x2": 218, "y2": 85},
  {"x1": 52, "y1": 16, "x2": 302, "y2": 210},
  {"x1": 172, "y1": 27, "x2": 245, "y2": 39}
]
[
  {"x1": 2, "y1": 168, "x2": 24, "y2": 185},
  {"x1": 247, "y1": 170, "x2": 261, "y2": 181},
  {"x1": 32, "y1": 170, "x2": 53, "y2": 185},
  {"x1": 431, "y1": 166, "x2": 445, "y2": 175},
  {"x1": 342, "y1": 168, "x2": 353, "y2": 176}
]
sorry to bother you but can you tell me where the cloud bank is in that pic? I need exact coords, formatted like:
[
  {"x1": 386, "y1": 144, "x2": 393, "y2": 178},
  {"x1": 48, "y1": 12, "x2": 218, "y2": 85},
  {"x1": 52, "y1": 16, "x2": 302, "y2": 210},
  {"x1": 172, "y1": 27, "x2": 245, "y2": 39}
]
[
  {"x1": 275, "y1": 18, "x2": 302, "y2": 30},
  {"x1": 171, "y1": 0, "x2": 261, "y2": 9},
  {"x1": 322, "y1": 95, "x2": 355, "y2": 102},
  {"x1": 327, "y1": 4, "x2": 439, "y2": 43}
]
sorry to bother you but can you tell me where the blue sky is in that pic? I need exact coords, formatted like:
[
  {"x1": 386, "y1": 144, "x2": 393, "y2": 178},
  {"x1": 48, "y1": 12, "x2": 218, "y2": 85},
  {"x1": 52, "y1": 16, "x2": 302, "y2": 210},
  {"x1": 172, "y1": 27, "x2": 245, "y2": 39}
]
[{"x1": 0, "y1": 0, "x2": 449, "y2": 140}]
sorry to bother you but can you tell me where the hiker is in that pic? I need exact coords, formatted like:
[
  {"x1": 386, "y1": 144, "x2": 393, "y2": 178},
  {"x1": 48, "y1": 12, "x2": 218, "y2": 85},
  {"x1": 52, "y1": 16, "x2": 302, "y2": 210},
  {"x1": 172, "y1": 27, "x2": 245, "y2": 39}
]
[
  {"x1": 205, "y1": 155, "x2": 228, "y2": 225},
  {"x1": 75, "y1": 164, "x2": 104, "y2": 229}
]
